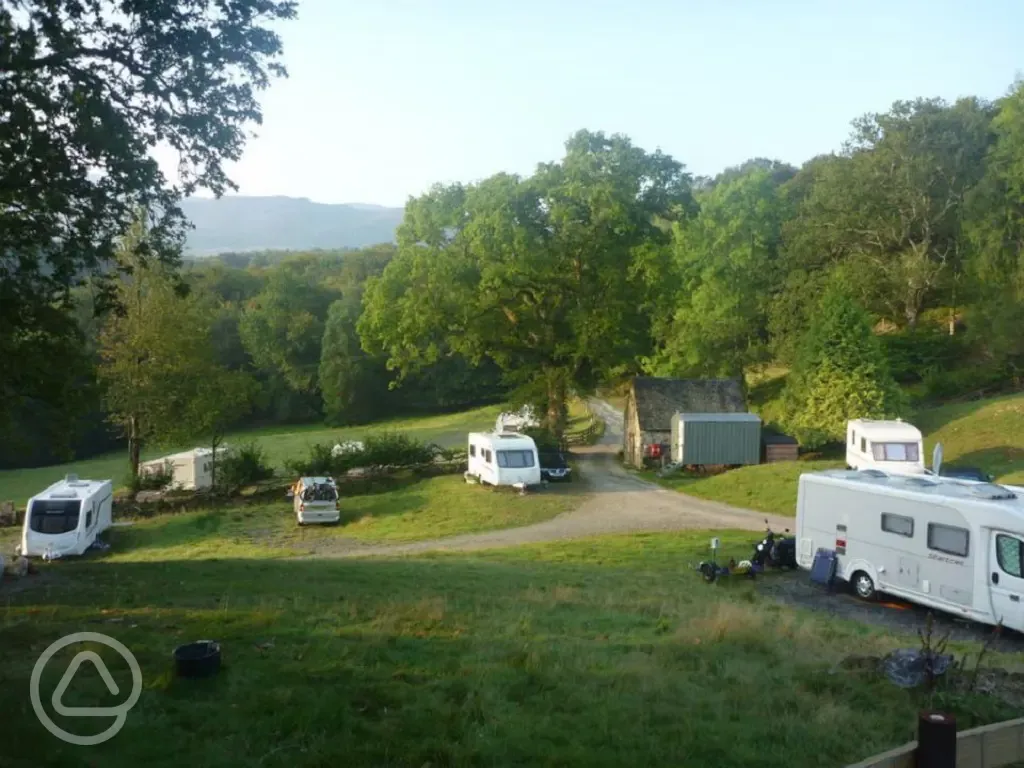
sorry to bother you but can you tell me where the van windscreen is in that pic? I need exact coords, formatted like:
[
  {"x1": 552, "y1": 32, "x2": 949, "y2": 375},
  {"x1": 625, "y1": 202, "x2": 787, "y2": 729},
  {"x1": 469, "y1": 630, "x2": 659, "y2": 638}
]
[
  {"x1": 872, "y1": 442, "x2": 920, "y2": 462},
  {"x1": 29, "y1": 499, "x2": 81, "y2": 535}
]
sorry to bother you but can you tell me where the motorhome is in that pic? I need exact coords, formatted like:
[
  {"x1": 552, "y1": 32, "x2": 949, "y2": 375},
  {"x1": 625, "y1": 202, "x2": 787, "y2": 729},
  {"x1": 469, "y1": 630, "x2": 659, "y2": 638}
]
[
  {"x1": 795, "y1": 469, "x2": 1024, "y2": 632},
  {"x1": 466, "y1": 432, "x2": 542, "y2": 487},
  {"x1": 140, "y1": 446, "x2": 230, "y2": 491},
  {"x1": 845, "y1": 419, "x2": 925, "y2": 475},
  {"x1": 494, "y1": 406, "x2": 540, "y2": 434},
  {"x1": 291, "y1": 477, "x2": 340, "y2": 525},
  {"x1": 19, "y1": 475, "x2": 113, "y2": 558}
]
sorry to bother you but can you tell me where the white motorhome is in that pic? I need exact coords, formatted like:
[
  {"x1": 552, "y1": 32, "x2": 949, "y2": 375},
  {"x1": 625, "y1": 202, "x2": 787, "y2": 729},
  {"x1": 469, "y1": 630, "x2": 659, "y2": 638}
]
[
  {"x1": 796, "y1": 469, "x2": 1024, "y2": 632},
  {"x1": 495, "y1": 407, "x2": 540, "y2": 434},
  {"x1": 20, "y1": 475, "x2": 113, "y2": 558},
  {"x1": 291, "y1": 477, "x2": 340, "y2": 525},
  {"x1": 467, "y1": 432, "x2": 541, "y2": 487},
  {"x1": 140, "y1": 446, "x2": 230, "y2": 491},
  {"x1": 846, "y1": 419, "x2": 925, "y2": 475}
]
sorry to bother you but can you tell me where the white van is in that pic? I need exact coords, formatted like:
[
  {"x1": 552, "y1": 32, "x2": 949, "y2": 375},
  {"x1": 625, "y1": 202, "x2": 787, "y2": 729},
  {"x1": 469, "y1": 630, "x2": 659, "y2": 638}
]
[
  {"x1": 292, "y1": 477, "x2": 339, "y2": 525},
  {"x1": 796, "y1": 469, "x2": 1024, "y2": 632},
  {"x1": 467, "y1": 432, "x2": 541, "y2": 487},
  {"x1": 846, "y1": 419, "x2": 925, "y2": 475},
  {"x1": 20, "y1": 475, "x2": 113, "y2": 558}
]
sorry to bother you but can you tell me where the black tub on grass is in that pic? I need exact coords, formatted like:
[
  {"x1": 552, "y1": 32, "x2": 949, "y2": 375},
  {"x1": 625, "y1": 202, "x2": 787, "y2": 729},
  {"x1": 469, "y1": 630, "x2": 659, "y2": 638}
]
[{"x1": 173, "y1": 640, "x2": 222, "y2": 679}]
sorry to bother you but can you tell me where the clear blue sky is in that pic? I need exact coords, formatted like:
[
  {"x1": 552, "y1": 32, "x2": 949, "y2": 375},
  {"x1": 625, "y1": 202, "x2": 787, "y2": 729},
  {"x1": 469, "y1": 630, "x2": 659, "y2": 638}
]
[{"x1": 207, "y1": 0, "x2": 1023, "y2": 207}]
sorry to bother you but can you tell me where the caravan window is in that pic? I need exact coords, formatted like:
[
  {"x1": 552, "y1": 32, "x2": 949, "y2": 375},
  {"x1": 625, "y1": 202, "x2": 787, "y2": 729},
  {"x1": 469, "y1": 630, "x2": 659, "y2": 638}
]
[
  {"x1": 881, "y1": 513, "x2": 914, "y2": 537},
  {"x1": 927, "y1": 523, "x2": 969, "y2": 558},
  {"x1": 872, "y1": 443, "x2": 920, "y2": 462},
  {"x1": 861, "y1": 438, "x2": 867, "y2": 453},
  {"x1": 484, "y1": 449, "x2": 492, "y2": 463},
  {"x1": 469, "y1": 444, "x2": 476, "y2": 457},
  {"x1": 996, "y1": 535, "x2": 1024, "y2": 578},
  {"x1": 29, "y1": 500, "x2": 81, "y2": 535},
  {"x1": 497, "y1": 450, "x2": 535, "y2": 469},
  {"x1": 86, "y1": 509, "x2": 93, "y2": 529}
]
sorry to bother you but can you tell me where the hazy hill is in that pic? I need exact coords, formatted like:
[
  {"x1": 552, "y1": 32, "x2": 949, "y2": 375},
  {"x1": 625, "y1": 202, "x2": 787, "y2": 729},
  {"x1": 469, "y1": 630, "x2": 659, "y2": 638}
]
[{"x1": 181, "y1": 196, "x2": 404, "y2": 255}]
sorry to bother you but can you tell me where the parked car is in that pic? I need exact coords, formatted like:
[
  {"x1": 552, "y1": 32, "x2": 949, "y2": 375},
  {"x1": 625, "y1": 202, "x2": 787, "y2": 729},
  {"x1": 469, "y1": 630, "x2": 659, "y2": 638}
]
[
  {"x1": 940, "y1": 465, "x2": 994, "y2": 483},
  {"x1": 539, "y1": 451, "x2": 572, "y2": 482}
]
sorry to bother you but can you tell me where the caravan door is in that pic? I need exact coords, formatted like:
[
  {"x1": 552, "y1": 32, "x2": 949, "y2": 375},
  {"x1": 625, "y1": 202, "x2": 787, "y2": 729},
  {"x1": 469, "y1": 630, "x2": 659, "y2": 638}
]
[{"x1": 989, "y1": 531, "x2": 1024, "y2": 632}]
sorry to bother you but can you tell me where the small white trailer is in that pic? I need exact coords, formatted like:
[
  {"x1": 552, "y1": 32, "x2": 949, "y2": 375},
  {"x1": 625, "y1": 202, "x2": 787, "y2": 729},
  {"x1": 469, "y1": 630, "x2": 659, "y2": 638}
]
[
  {"x1": 19, "y1": 475, "x2": 113, "y2": 558},
  {"x1": 845, "y1": 419, "x2": 925, "y2": 475},
  {"x1": 140, "y1": 446, "x2": 230, "y2": 491},
  {"x1": 796, "y1": 469, "x2": 1024, "y2": 632},
  {"x1": 466, "y1": 432, "x2": 541, "y2": 487}
]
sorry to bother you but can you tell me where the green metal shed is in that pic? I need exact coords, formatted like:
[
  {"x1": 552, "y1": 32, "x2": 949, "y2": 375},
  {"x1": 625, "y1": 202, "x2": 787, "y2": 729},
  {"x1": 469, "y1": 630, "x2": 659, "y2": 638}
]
[{"x1": 670, "y1": 412, "x2": 762, "y2": 466}]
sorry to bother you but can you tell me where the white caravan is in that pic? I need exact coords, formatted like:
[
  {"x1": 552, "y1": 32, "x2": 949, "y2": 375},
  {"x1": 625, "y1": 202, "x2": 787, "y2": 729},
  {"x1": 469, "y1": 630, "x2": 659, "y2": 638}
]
[
  {"x1": 467, "y1": 432, "x2": 541, "y2": 487},
  {"x1": 846, "y1": 419, "x2": 925, "y2": 475},
  {"x1": 291, "y1": 477, "x2": 340, "y2": 525},
  {"x1": 796, "y1": 469, "x2": 1024, "y2": 632},
  {"x1": 20, "y1": 475, "x2": 113, "y2": 558},
  {"x1": 140, "y1": 446, "x2": 230, "y2": 491}
]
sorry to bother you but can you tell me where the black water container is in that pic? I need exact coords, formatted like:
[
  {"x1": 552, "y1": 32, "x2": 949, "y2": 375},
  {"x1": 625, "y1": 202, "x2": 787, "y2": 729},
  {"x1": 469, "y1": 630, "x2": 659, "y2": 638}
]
[{"x1": 173, "y1": 640, "x2": 222, "y2": 679}]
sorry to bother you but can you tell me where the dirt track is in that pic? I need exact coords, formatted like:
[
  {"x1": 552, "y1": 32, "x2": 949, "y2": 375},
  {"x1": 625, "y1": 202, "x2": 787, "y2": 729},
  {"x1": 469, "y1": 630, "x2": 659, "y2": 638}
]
[{"x1": 324, "y1": 399, "x2": 792, "y2": 559}]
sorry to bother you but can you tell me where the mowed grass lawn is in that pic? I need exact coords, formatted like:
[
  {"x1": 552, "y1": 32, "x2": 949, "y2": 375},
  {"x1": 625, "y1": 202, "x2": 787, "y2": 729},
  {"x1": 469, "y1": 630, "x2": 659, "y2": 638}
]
[
  {"x1": 102, "y1": 474, "x2": 583, "y2": 561},
  {"x1": 0, "y1": 404, "x2": 504, "y2": 507},
  {"x1": 645, "y1": 391, "x2": 1024, "y2": 517},
  {"x1": 0, "y1": 530, "x2": 1015, "y2": 768}
]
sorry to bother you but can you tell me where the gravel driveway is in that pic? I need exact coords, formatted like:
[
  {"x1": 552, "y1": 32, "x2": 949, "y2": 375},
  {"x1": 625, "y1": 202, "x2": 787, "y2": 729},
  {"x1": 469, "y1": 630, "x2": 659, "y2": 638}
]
[{"x1": 324, "y1": 399, "x2": 792, "y2": 559}]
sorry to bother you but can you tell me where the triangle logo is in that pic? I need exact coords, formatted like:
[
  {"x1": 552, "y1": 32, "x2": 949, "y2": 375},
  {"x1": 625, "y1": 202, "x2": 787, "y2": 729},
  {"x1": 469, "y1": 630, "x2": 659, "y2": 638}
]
[{"x1": 51, "y1": 651, "x2": 121, "y2": 717}]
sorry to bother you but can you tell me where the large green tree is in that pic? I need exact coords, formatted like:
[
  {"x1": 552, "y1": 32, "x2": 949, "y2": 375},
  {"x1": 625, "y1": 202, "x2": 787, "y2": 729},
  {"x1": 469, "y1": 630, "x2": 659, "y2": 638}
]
[
  {"x1": 359, "y1": 131, "x2": 693, "y2": 435},
  {"x1": 0, "y1": 0, "x2": 295, "y2": 432}
]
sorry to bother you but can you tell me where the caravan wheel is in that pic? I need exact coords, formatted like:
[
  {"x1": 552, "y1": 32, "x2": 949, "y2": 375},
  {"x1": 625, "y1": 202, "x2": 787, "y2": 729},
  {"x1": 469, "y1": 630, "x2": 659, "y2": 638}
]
[{"x1": 852, "y1": 571, "x2": 876, "y2": 601}]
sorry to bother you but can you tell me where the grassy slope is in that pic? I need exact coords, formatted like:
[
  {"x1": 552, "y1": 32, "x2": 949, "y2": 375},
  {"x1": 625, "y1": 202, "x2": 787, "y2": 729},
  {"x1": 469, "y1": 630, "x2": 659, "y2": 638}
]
[
  {"x1": 0, "y1": 404, "x2": 503, "y2": 507},
  {"x1": 648, "y1": 391, "x2": 1024, "y2": 517},
  {"x1": 101, "y1": 475, "x2": 582, "y2": 561},
  {"x1": 0, "y1": 530, "x2": 1013, "y2": 767}
]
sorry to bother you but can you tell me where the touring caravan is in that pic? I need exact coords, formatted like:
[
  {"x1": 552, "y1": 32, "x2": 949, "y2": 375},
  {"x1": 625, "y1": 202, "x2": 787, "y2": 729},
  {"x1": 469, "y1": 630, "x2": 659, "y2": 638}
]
[
  {"x1": 467, "y1": 432, "x2": 542, "y2": 488},
  {"x1": 845, "y1": 419, "x2": 925, "y2": 475},
  {"x1": 291, "y1": 477, "x2": 340, "y2": 525},
  {"x1": 795, "y1": 469, "x2": 1024, "y2": 632},
  {"x1": 19, "y1": 475, "x2": 113, "y2": 558},
  {"x1": 140, "y1": 446, "x2": 230, "y2": 491}
]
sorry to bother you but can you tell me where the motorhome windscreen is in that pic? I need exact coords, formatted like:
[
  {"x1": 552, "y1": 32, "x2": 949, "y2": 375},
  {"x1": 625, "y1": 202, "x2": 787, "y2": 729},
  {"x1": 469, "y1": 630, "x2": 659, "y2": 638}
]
[
  {"x1": 872, "y1": 442, "x2": 920, "y2": 462},
  {"x1": 497, "y1": 450, "x2": 535, "y2": 468},
  {"x1": 29, "y1": 499, "x2": 81, "y2": 534}
]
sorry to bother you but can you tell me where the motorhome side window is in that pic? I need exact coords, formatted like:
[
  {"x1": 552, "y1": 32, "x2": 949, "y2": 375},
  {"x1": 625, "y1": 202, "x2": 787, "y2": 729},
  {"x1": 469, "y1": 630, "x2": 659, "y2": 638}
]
[
  {"x1": 29, "y1": 499, "x2": 81, "y2": 535},
  {"x1": 860, "y1": 437, "x2": 866, "y2": 453},
  {"x1": 496, "y1": 450, "x2": 535, "y2": 469},
  {"x1": 86, "y1": 509, "x2": 93, "y2": 529},
  {"x1": 469, "y1": 444, "x2": 476, "y2": 457},
  {"x1": 871, "y1": 442, "x2": 920, "y2": 462},
  {"x1": 881, "y1": 513, "x2": 913, "y2": 537},
  {"x1": 484, "y1": 449, "x2": 492, "y2": 463},
  {"x1": 927, "y1": 523, "x2": 969, "y2": 558},
  {"x1": 996, "y1": 535, "x2": 1024, "y2": 578}
]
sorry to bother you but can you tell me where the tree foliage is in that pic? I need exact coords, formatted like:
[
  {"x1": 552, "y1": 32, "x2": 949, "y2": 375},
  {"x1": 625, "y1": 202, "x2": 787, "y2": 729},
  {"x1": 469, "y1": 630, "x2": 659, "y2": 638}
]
[{"x1": 0, "y1": 0, "x2": 295, "y2": 430}]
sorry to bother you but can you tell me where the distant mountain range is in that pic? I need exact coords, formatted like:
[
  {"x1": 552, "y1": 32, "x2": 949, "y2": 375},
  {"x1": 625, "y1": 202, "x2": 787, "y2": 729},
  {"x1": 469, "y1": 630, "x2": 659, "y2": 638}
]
[{"x1": 180, "y1": 196, "x2": 404, "y2": 255}]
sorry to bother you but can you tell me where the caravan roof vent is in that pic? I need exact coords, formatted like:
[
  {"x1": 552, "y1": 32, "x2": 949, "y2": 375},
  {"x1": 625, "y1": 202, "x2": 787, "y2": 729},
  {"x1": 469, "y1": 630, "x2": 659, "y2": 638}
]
[
  {"x1": 51, "y1": 490, "x2": 78, "y2": 499},
  {"x1": 968, "y1": 483, "x2": 1017, "y2": 501},
  {"x1": 65, "y1": 474, "x2": 79, "y2": 483},
  {"x1": 859, "y1": 469, "x2": 888, "y2": 479},
  {"x1": 902, "y1": 477, "x2": 938, "y2": 488}
]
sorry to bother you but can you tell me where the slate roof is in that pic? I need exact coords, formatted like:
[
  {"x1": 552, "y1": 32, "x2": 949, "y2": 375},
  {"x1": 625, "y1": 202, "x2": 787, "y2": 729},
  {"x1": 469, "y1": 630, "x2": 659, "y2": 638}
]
[{"x1": 630, "y1": 376, "x2": 745, "y2": 432}]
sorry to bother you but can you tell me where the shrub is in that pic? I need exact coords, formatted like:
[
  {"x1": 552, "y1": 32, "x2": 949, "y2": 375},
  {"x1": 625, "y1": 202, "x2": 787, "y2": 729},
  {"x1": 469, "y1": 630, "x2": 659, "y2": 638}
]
[
  {"x1": 284, "y1": 431, "x2": 440, "y2": 477},
  {"x1": 921, "y1": 364, "x2": 1012, "y2": 402},
  {"x1": 132, "y1": 463, "x2": 173, "y2": 492},
  {"x1": 218, "y1": 442, "x2": 275, "y2": 490},
  {"x1": 521, "y1": 426, "x2": 562, "y2": 452},
  {"x1": 879, "y1": 329, "x2": 968, "y2": 384}
]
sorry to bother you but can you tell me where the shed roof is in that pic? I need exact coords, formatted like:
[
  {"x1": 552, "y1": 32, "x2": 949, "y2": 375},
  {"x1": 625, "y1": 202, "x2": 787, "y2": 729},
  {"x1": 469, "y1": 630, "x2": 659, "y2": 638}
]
[
  {"x1": 675, "y1": 412, "x2": 761, "y2": 423},
  {"x1": 630, "y1": 376, "x2": 745, "y2": 432}
]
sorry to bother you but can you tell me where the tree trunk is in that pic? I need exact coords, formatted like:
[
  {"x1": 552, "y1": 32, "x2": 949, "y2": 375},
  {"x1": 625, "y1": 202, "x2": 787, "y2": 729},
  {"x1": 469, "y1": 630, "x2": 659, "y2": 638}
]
[
  {"x1": 545, "y1": 372, "x2": 568, "y2": 440},
  {"x1": 128, "y1": 415, "x2": 141, "y2": 480}
]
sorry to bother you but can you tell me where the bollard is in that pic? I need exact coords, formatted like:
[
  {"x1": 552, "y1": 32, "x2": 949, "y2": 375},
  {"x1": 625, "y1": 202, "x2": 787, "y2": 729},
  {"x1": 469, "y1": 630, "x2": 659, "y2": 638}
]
[{"x1": 916, "y1": 711, "x2": 956, "y2": 768}]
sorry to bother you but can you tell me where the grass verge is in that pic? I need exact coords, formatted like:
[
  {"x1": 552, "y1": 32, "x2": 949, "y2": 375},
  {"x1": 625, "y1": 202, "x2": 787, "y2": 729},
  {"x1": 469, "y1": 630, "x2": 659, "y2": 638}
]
[{"x1": 0, "y1": 530, "x2": 1015, "y2": 767}]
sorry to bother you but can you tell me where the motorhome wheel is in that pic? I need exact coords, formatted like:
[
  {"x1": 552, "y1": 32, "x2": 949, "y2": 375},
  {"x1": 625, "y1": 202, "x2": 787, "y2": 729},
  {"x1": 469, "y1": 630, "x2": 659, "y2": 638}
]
[{"x1": 852, "y1": 571, "x2": 876, "y2": 601}]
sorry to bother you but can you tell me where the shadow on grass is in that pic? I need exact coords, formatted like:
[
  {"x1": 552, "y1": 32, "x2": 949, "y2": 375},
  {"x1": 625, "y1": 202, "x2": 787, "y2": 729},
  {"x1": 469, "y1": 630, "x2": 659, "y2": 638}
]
[
  {"x1": 945, "y1": 447, "x2": 1024, "y2": 481},
  {"x1": 0, "y1": 552, "x2": 1017, "y2": 768}
]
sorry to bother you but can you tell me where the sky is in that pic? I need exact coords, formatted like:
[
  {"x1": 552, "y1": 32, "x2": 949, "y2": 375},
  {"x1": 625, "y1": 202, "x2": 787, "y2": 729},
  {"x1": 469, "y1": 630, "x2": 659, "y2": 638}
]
[{"x1": 186, "y1": 0, "x2": 1024, "y2": 208}]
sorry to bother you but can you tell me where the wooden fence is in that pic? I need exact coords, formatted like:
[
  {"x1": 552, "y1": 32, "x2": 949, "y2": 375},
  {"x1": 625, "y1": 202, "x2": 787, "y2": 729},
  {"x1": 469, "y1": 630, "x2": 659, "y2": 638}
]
[
  {"x1": 565, "y1": 405, "x2": 605, "y2": 447},
  {"x1": 848, "y1": 713, "x2": 1024, "y2": 768}
]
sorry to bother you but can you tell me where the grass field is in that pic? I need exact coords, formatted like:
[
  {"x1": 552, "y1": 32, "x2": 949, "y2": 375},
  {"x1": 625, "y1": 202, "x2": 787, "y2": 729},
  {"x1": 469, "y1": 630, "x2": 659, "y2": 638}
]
[
  {"x1": 645, "y1": 392, "x2": 1024, "y2": 516},
  {"x1": 99, "y1": 474, "x2": 583, "y2": 561},
  {"x1": 0, "y1": 529, "x2": 1014, "y2": 768},
  {"x1": 0, "y1": 404, "x2": 504, "y2": 507}
]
